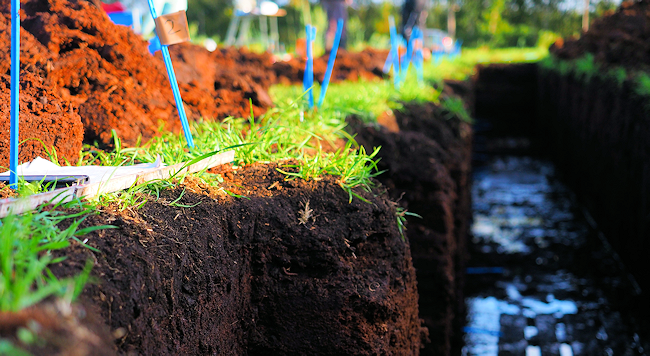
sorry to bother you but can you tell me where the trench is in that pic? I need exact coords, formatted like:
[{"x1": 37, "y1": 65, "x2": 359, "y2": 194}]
[{"x1": 463, "y1": 64, "x2": 649, "y2": 355}]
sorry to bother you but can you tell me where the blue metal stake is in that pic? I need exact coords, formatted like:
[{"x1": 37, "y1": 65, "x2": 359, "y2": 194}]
[
  {"x1": 413, "y1": 27, "x2": 424, "y2": 84},
  {"x1": 9, "y1": 0, "x2": 20, "y2": 188},
  {"x1": 309, "y1": 26, "x2": 316, "y2": 108},
  {"x1": 146, "y1": 0, "x2": 195, "y2": 148},
  {"x1": 317, "y1": 19, "x2": 343, "y2": 108},
  {"x1": 400, "y1": 31, "x2": 413, "y2": 78},
  {"x1": 303, "y1": 25, "x2": 315, "y2": 108},
  {"x1": 302, "y1": 25, "x2": 310, "y2": 94},
  {"x1": 388, "y1": 16, "x2": 400, "y2": 89}
]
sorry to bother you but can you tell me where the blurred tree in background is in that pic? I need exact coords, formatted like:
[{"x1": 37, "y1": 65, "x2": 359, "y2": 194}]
[{"x1": 186, "y1": 0, "x2": 619, "y2": 49}]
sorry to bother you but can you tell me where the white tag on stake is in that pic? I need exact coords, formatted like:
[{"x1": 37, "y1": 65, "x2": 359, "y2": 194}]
[{"x1": 155, "y1": 10, "x2": 191, "y2": 46}]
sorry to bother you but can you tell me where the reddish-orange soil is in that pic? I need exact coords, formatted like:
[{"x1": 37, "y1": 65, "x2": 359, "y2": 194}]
[
  {"x1": 0, "y1": 13, "x2": 83, "y2": 168},
  {"x1": 0, "y1": 0, "x2": 276, "y2": 154},
  {"x1": 272, "y1": 48, "x2": 390, "y2": 84}
]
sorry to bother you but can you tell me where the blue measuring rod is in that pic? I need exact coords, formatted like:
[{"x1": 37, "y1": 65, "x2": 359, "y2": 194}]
[
  {"x1": 9, "y1": 0, "x2": 20, "y2": 188},
  {"x1": 387, "y1": 16, "x2": 401, "y2": 89},
  {"x1": 146, "y1": 0, "x2": 195, "y2": 148},
  {"x1": 303, "y1": 24, "x2": 316, "y2": 109},
  {"x1": 318, "y1": 18, "x2": 343, "y2": 108}
]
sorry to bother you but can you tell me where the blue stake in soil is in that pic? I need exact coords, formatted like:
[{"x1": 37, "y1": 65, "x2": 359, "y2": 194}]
[
  {"x1": 303, "y1": 25, "x2": 316, "y2": 108},
  {"x1": 9, "y1": 0, "x2": 20, "y2": 188},
  {"x1": 387, "y1": 16, "x2": 400, "y2": 89},
  {"x1": 302, "y1": 25, "x2": 310, "y2": 95},
  {"x1": 318, "y1": 18, "x2": 343, "y2": 108},
  {"x1": 146, "y1": 0, "x2": 195, "y2": 148},
  {"x1": 400, "y1": 29, "x2": 414, "y2": 80},
  {"x1": 412, "y1": 26, "x2": 424, "y2": 84}
]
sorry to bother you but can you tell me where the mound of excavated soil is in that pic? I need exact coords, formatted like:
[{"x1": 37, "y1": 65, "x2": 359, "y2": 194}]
[
  {"x1": 551, "y1": 0, "x2": 650, "y2": 70},
  {"x1": 0, "y1": 0, "x2": 390, "y2": 163},
  {"x1": 0, "y1": 71, "x2": 84, "y2": 168},
  {"x1": 0, "y1": 13, "x2": 83, "y2": 167},
  {"x1": 272, "y1": 48, "x2": 390, "y2": 84},
  {"x1": 48, "y1": 163, "x2": 426, "y2": 355},
  {"x1": 0, "y1": 0, "x2": 274, "y2": 151},
  {"x1": 349, "y1": 99, "x2": 473, "y2": 355},
  {"x1": 165, "y1": 43, "x2": 275, "y2": 119}
]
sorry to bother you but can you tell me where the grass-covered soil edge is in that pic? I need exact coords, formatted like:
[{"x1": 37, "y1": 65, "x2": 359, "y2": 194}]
[{"x1": 35, "y1": 163, "x2": 427, "y2": 355}]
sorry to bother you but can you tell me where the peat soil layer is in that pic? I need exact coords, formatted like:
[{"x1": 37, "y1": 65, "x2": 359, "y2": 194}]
[
  {"x1": 350, "y1": 96, "x2": 473, "y2": 355},
  {"x1": 464, "y1": 63, "x2": 649, "y2": 355},
  {"x1": 16, "y1": 163, "x2": 425, "y2": 355}
]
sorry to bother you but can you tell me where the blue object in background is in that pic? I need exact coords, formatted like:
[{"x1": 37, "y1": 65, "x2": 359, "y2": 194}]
[
  {"x1": 412, "y1": 26, "x2": 424, "y2": 84},
  {"x1": 466, "y1": 267, "x2": 505, "y2": 275},
  {"x1": 108, "y1": 11, "x2": 134, "y2": 27},
  {"x1": 146, "y1": 0, "x2": 195, "y2": 148},
  {"x1": 148, "y1": 35, "x2": 162, "y2": 54},
  {"x1": 387, "y1": 16, "x2": 400, "y2": 89},
  {"x1": 303, "y1": 25, "x2": 316, "y2": 109},
  {"x1": 10, "y1": 0, "x2": 20, "y2": 188},
  {"x1": 400, "y1": 30, "x2": 413, "y2": 78},
  {"x1": 317, "y1": 18, "x2": 343, "y2": 108},
  {"x1": 463, "y1": 327, "x2": 503, "y2": 337}
]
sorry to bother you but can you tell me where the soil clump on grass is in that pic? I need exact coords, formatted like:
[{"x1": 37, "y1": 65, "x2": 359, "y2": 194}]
[
  {"x1": 348, "y1": 99, "x2": 473, "y2": 355},
  {"x1": 45, "y1": 163, "x2": 426, "y2": 355},
  {"x1": 551, "y1": 0, "x2": 650, "y2": 70}
]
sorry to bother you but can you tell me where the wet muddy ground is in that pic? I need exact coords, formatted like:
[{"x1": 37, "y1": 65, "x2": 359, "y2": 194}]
[{"x1": 463, "y1": 119, "x2": 649, "y2": 355}]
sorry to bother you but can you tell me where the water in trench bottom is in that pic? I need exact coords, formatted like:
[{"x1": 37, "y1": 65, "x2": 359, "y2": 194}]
[{"x1": 463, "y1": 155, "x2": 647, "y2": 356}]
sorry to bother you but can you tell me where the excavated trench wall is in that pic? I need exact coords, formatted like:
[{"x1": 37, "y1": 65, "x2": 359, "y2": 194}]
[
  {"x1": 537, "y1": 67, "x2": 650, "y2": 296},
  {"x1": 475, "y1": 62, "x2": 649, "y2": 305},
  {"x1": 350, "y1": 97, "x2": 473, "y2": 356}
]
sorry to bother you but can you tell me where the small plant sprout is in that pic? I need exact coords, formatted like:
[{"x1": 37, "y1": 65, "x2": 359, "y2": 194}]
[
  {"x1": 395, "y1": 206, "x2": 422, "y2": 241},
  {"x1": 442, "y1": 96, "x2": 473, "y2": 123},
  {"x1": 298, "y1": 200, "x2": 314, "y2": 225}
]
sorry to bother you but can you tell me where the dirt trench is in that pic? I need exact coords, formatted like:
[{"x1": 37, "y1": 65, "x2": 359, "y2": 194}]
[{"x1": 474, "y1": 62, "x2": 650, "y2": 349}]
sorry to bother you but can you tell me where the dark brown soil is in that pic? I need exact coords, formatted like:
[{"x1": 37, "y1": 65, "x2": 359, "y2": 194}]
[
  {"x1": 47, "y1": 163, "x2": 426, "y2": 355},
  {"x1": 537, "y1": 66, "x2": 650, "y2": 302},
  {"x1": 0, "y1": 302, "x2": 116, "y2": 356},
  {"x1": 272, "y1": 48, "x2": 389, "y2": 84},
  {"x1": 550, "y1": 0, "x2": 650, "y2": 71},
  {"x1": 473, "y1": 63, "x2": 539, "y2": 146},
  {"x1": 348, "y1": 99, "x2": 473, "y2": 355}
]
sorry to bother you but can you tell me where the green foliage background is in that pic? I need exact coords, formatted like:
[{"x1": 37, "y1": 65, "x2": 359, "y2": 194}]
[{"x1": 187, "y1": 0, "x2": 619, "y2": 49}]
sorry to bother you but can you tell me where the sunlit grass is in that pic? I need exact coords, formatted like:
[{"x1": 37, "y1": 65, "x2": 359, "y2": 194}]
[
  {"x1": 423, "y1": 47, "x2": 549, "y2": 82},
  {"x1": 0, "y1": 199, "x2": 113, "y2": 312}
]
